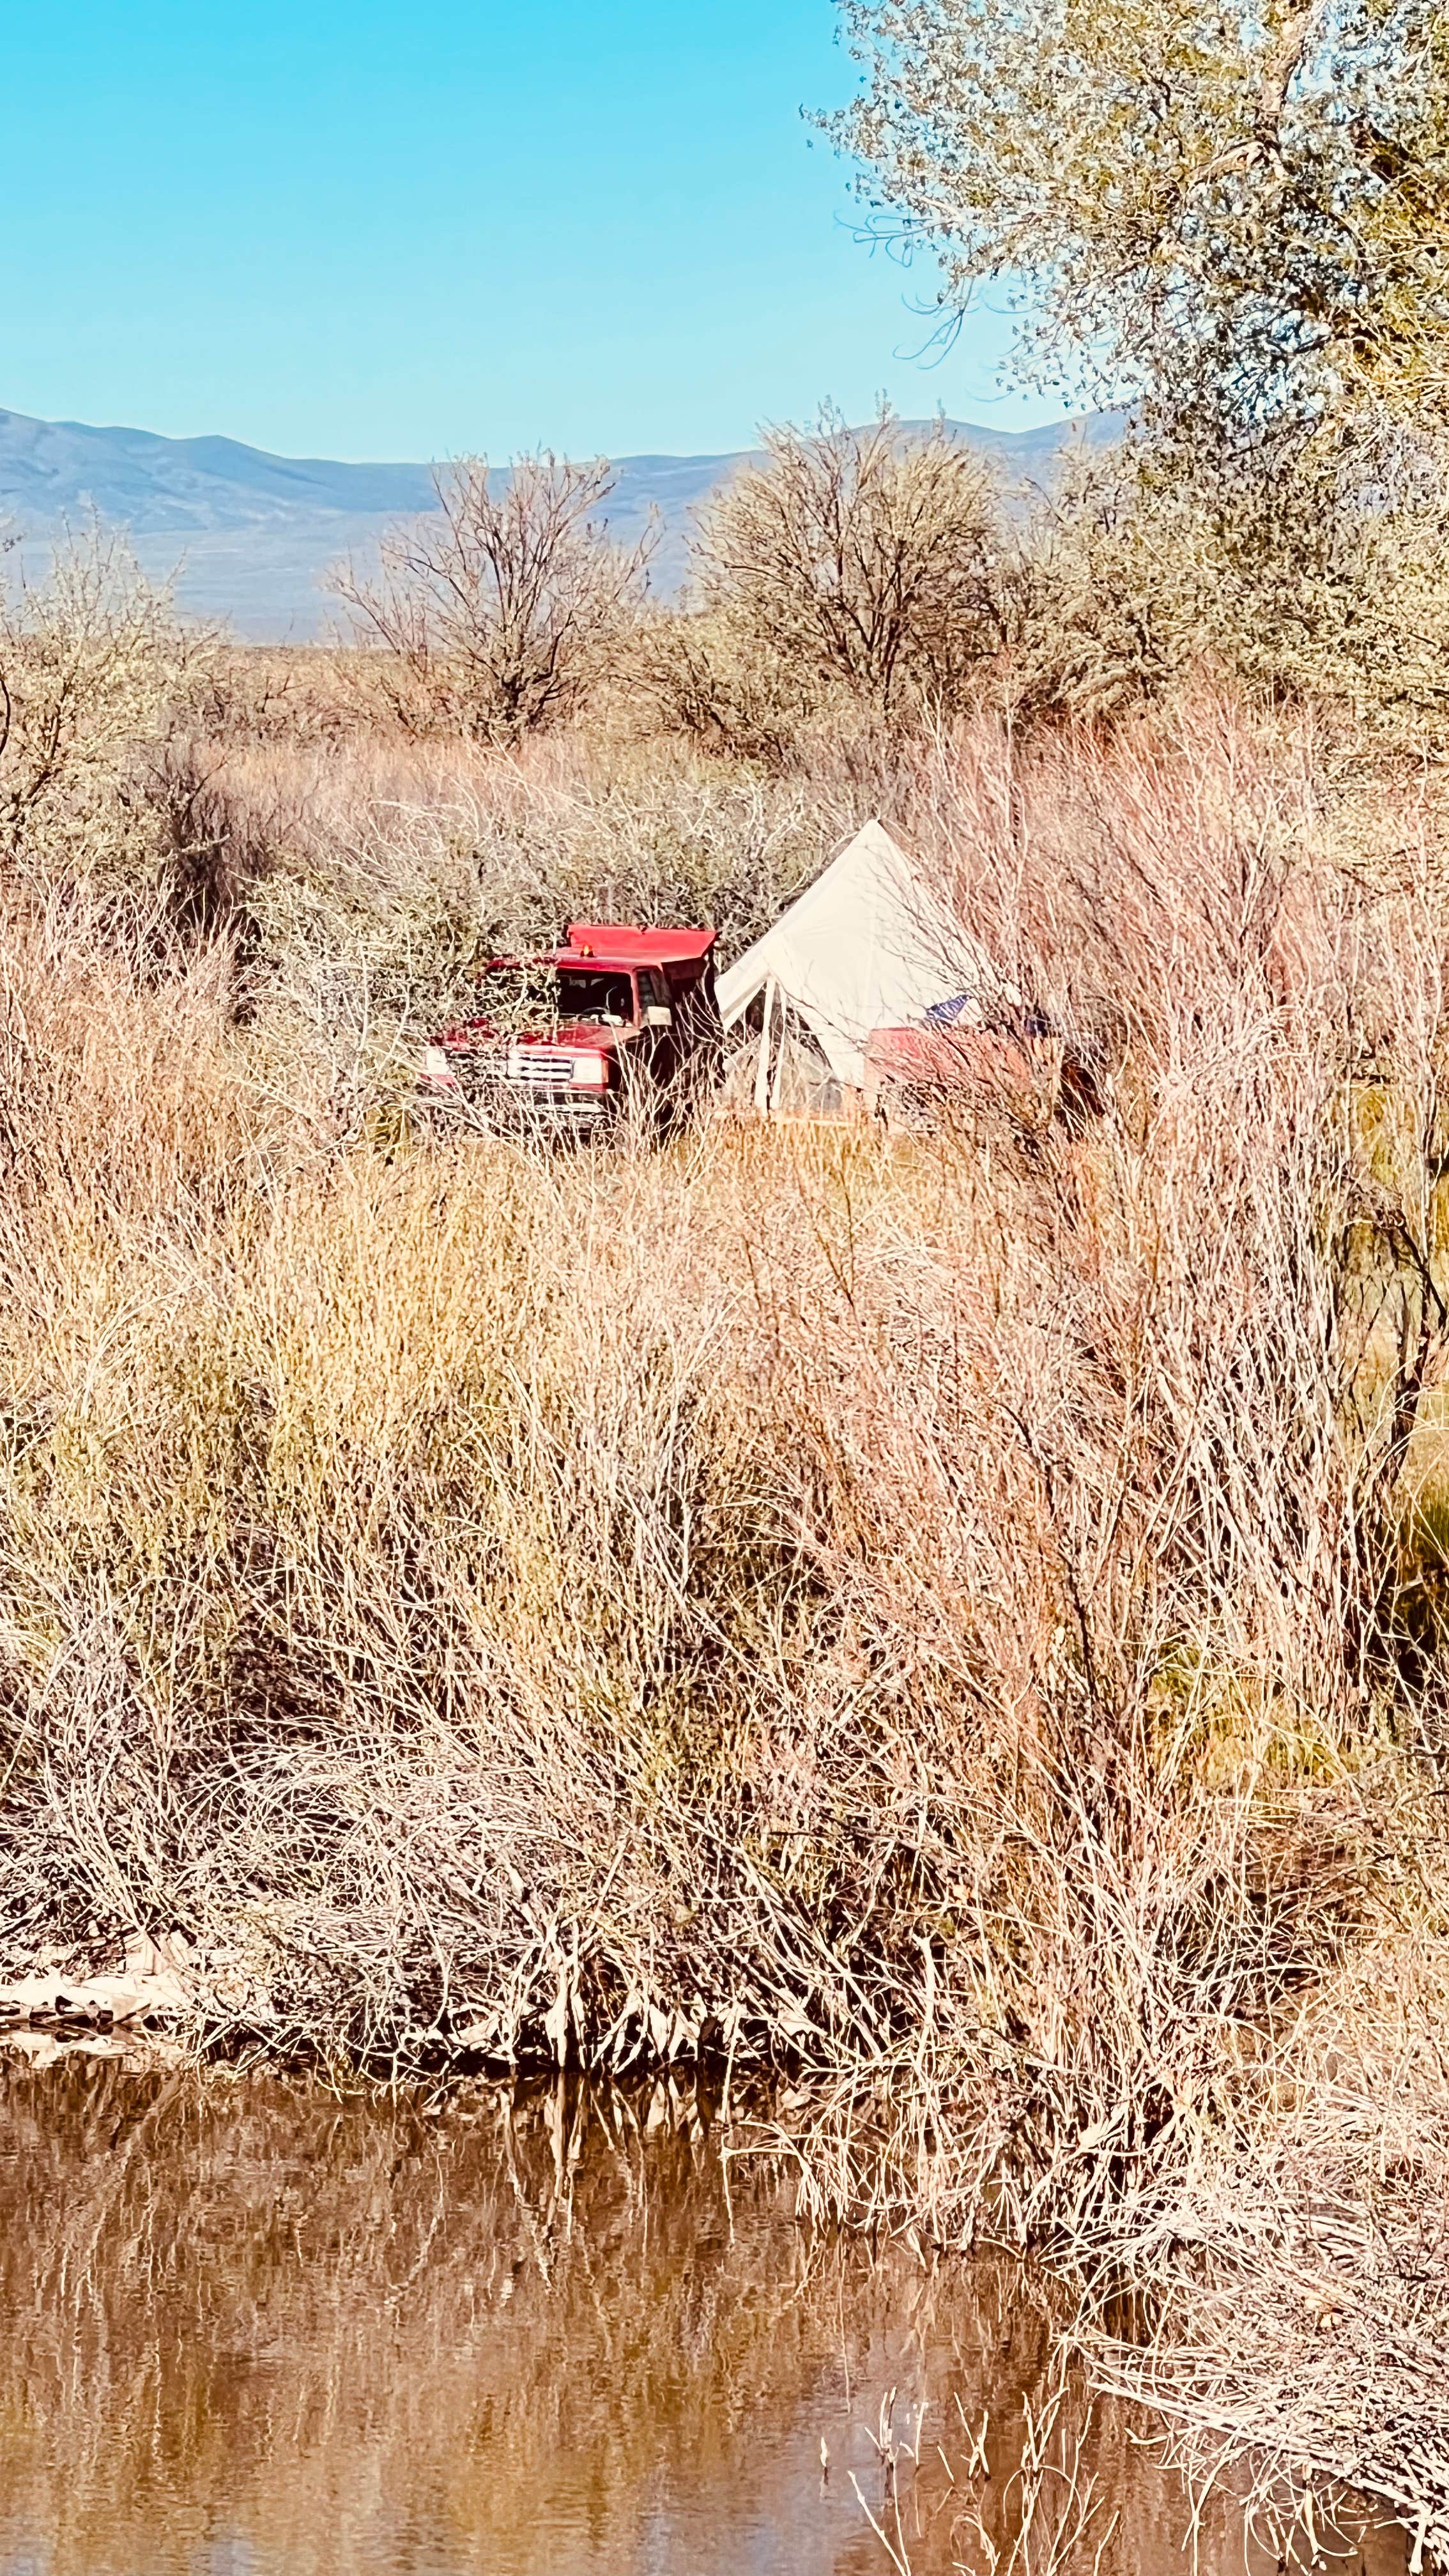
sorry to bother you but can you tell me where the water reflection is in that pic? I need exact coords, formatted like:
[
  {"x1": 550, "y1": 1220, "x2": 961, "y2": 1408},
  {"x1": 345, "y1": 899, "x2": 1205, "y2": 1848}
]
[{"x1": 0, "y1": 2062, "x2": 1406, "y2": 2576}]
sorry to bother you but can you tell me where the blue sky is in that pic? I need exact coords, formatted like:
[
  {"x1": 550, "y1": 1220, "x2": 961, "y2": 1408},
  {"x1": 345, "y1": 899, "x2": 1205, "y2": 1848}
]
[{"x1": 3, "y1": 0, "x2": 1061, "y2": 461}]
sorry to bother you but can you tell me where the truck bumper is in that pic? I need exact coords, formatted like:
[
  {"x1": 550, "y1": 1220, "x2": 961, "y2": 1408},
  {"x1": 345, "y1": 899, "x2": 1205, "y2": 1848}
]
[{"x1": 429, "y1": 1076, "x2": 615, "y2": 1135}]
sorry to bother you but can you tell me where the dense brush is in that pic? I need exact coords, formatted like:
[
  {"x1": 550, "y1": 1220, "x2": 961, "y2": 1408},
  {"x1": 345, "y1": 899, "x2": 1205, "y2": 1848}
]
[{"x1": 3, "y1": 692, "x2": 1449, "y2": 2550}]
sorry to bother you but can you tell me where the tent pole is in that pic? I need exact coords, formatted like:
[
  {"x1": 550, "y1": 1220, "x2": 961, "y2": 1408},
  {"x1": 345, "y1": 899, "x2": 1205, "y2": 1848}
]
[{"x1": 754, "y1": 976, "x2": 777, "y2": 1117}]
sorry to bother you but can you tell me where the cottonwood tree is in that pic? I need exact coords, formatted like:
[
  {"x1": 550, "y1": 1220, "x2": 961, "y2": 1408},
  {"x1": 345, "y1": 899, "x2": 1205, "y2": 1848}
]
[
  {"x1": 831, "y1": 0, "x2": 1449, "y2": 467},
  {"x1": 332, "y1": 454, "x2": 655, "y2": 743},
  {"x1": 693, "y1": 404, "x2": 1007, "y2": 722},
  {"x1": 828, "y1": 0, "x2": 1449, "y2": 733}
]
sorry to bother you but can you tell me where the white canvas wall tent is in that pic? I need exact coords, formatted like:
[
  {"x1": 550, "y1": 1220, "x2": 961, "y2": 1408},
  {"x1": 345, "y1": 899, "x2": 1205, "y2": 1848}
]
[{"x1": 716, "y1": 818, "x2": 1001, "y2": 1100}]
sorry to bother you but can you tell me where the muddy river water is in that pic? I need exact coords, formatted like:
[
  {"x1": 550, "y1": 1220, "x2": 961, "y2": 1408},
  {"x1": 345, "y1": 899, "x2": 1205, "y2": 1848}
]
[{"x1": 0, "y1": 2059, "x2": 1407, "y2": 2576}]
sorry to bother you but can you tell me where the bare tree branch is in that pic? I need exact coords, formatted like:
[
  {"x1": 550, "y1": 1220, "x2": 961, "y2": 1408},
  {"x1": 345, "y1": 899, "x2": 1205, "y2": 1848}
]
[{"x1": 330, "y1": 453, "x2": 656, "y2": 742}]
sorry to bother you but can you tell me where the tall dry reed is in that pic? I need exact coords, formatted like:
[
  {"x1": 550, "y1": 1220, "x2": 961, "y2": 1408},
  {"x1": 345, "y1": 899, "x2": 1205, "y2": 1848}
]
[{"x1": 2, "y1": 696, "x2": 1448, "y2": 2549}]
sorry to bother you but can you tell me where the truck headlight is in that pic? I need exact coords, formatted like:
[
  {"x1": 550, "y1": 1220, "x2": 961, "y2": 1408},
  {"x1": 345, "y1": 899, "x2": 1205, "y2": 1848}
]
[
  {"x1": 422, "y1": 1045, "x2": 455, "y2": 1087},
  {"x1": 570, "y1": 1052, "x2": 610, "y2": 1088}
]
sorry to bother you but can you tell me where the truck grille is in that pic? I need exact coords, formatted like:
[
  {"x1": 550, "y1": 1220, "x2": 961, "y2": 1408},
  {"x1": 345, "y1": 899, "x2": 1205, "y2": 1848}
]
[
  {"x1": 438, "y1": 1044, "x2": 612, "y2": 1128},
  {"x1": 504, "y1": 1048, "x2": 577, "y2": 1091}
]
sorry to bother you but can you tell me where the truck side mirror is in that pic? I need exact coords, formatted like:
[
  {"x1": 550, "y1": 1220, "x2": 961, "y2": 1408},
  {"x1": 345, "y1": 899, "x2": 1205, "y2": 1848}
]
[{"x1": 645, "y1": 1004, "x2": 673, "y2": 1029}]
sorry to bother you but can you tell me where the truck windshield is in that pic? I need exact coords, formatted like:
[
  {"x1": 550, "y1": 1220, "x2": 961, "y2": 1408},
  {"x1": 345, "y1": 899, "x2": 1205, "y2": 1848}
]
[
  {"x1": 470, "y1": 965, "x2": 638, "y2": 1030},
  {"x1": 555, "y1": 970, "x2": 637, "y2": 1027}
]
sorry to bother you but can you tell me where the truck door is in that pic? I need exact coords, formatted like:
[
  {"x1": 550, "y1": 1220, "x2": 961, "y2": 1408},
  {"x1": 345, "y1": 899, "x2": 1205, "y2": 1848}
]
[
  {"x1": 638, "y1": 969, "x2": 680, "y2": 1089},
  {"x1": 669, "y1": 962, "x2": 722, "y2": 1099}
]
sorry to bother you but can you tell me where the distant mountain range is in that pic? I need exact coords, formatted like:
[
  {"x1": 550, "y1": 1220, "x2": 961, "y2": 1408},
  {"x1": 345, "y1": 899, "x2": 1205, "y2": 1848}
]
[{"x1": 0, "y1": 404, "x2": 1114, "y2": 640}]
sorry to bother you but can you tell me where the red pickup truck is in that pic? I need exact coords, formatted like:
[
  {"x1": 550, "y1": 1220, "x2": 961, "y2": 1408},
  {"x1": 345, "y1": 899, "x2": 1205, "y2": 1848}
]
[{"x1": 422, "y1": 924, "x2": 722, "y2": 1137}]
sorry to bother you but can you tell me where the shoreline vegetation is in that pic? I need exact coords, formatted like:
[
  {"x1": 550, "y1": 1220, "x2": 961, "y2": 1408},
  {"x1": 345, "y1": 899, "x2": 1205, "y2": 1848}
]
[{"x1": 3, "y1": 472, "x2": 1449, "y2": 2563}]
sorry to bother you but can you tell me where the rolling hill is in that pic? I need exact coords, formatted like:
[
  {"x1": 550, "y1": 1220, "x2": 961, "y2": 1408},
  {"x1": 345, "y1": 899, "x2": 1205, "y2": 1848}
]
[{"x1": 0, "y1": 404, "x2": 1112, "y2": 639}]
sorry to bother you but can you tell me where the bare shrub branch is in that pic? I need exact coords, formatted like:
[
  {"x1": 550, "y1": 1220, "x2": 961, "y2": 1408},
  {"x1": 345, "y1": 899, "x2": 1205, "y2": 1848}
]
[
  {"x1": 0, "y1": 521, "x2": 208, "y2": 875},
  {"x1": 330, "y1": 453, "x2": 656, "y2": 743},
  {"x1": 692, "y1": 404, "x2": 1008, "y2": 724}
]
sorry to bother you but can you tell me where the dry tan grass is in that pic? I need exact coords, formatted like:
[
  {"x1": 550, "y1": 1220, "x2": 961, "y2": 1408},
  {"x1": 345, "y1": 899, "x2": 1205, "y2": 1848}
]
[{"x1": 3, "y1": 678, "x2": 1449, "y2": 2552}]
